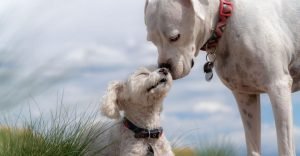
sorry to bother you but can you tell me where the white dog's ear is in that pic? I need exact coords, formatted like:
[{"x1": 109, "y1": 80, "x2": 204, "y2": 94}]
[
  {"x1": 101, "y1": 81, "x2": 125, "y2": 119},
  {"x1": 190, "y1": 0, "x2": 208, "y2": 20}
]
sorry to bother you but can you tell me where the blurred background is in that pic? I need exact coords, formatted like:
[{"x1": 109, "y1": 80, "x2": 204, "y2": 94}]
[{"x1": 0, "y1": 0, "x2": 299, "y2": 155}]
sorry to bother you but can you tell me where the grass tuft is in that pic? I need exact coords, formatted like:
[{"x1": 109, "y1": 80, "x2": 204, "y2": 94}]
[
  {"x1": 195, "y1": 138, "x2": 238, "y2": 156},
  {"x1": 0, "y1": 105, "x2": 239, "y2": 156},
  {"x1": 173, "y1": 147, "x2": 196, "y2": 156},
  {"x1": 0, "y1": 105, "x2": 112, "y2": 156}
]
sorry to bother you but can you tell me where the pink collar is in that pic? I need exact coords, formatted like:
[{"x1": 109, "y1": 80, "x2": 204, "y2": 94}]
[{"x1": 201, "y1": 0, "x2": 233, "y2": 51}]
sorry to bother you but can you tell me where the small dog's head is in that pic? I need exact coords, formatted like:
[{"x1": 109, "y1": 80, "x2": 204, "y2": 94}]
[
  {"x1": 144, "y1": 0, "x2": 210, "y2": 79},
  {"x1": 101, "y1": 67, "x2": 172, "y2": 119}
]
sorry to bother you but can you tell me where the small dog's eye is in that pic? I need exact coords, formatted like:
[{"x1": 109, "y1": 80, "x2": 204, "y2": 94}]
[
  {"x1": 169, "y1": 34, "x2": 180, "y2": 42},
  {"x1": 139, "y1": 73, "x2": 149, "y2": 76}
]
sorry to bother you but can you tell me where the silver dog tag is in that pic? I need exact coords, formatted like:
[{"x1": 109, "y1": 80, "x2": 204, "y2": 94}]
[
  {"x1": 203, "y1": 62, "x2": 214, "y2": 81},
  {"x1": 205, "y1": 72, "x2": 213, "y2": 81}
]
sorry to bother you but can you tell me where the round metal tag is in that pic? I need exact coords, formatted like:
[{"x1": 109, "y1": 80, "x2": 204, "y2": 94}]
[{"x1": 205, "y1": 72, "x2": 213, "y2": 81}]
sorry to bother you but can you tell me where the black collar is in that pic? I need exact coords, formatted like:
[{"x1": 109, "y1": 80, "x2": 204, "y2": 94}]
[{"x1": 123, "y1": 117, "x2": 163, "y2": 139}]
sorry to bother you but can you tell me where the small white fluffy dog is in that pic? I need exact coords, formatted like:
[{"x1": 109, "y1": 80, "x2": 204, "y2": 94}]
[{"x1": 100, "y1": 67, "x2": 174, "y2": 156}]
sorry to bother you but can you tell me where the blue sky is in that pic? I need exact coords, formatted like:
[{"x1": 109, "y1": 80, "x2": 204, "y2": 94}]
[{"x1": 0, "y1": 0, "x2": 300, "y2": 155}]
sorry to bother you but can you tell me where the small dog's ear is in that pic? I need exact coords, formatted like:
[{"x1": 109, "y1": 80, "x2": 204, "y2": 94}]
[
  {"x1": 190, "y1": 0, "x2": 208, "y2": 20},
  {"x1": 101, "y1": 81, "x2": 125, "y2": 119},
  {"x1": 144, "y1": 0, "x2": 149, "y2": 15}
]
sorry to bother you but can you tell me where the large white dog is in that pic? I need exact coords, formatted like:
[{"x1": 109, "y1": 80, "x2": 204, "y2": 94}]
[{"x1": 144, "y1": 0, "x2": 300, "y2": 155}]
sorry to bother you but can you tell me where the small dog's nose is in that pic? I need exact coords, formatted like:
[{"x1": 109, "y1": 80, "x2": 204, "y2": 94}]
[{"x1": 159, "y1": 68, "x2": 168, "y2": 75}]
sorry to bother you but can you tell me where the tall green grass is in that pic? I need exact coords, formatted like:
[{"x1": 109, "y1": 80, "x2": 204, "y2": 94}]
[
  {"x1": 173, "y1": 139, "x2": 238, "y2": 156},
  {"x1": 0, "y1": 106, "x2": 240, "y2": 156},
  {"x1": 195, "y1": 139, "x2": 238, "y2": 156},
  {"x1": 172, "y1": 131, "x2": 240, "y2": 156},
  {"x1": 0, "y1": 105, "x2": 113, "y2": 156}
]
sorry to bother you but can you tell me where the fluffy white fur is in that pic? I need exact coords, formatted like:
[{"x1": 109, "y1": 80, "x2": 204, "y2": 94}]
[
  {"x1": 145, "y1": 0, "x2": 300, "y2": 155},
  {"x1": 100, "y1": 67, "x2": 174, "y2": 156}
]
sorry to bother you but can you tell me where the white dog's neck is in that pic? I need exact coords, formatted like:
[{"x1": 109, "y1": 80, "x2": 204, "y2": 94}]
[
  {"x1": 123, "y1": 99, "x2": 163, "y2": 130},
  {"x1": 197, "y1": 0, "x2": 223, "y2": 48},
  {"x1": 208, "y1": 0, "x2": 221, "y2": 29}
]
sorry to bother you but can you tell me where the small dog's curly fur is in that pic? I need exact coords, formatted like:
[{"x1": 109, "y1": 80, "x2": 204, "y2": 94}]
[{"x1": 99, "y1": 67, "x2": 174, "y2": 156}]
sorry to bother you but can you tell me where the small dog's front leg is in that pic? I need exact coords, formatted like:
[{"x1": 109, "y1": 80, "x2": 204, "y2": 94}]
[
  {"x1": 120, "y1": 140, "x2": 149, "y2": 156},
  {"x1": 152, "y1": 136, "x2": 174, "y2": 156}
]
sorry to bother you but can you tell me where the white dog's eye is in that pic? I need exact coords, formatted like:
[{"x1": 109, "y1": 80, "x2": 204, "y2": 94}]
[{"x1": 169, "y1": 34, "x2": 180, "y2": 42}]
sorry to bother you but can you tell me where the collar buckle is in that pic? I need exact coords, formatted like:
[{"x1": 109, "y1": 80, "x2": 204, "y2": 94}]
[
  {"x1": 123, "y1": 117, "x2": 163, "y2": 139},
  {"x1": 220, "y1": 0, "x2": 233, "y2": 17}
]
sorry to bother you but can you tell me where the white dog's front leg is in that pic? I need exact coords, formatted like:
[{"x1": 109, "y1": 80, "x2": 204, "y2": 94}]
[
  {"x1": 233, "y1": 92, "x2": 261, "y2": 156},
  {"x1": 267, "y1": 78, "x2": 295, "y2": 156}
]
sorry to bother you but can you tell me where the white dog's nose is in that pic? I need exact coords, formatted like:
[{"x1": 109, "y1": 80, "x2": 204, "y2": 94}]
[{"x1": 159, "y1": 63, "x2": 171, "y2": 72}]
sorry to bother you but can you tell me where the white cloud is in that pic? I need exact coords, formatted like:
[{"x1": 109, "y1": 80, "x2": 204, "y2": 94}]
[
  {"x1": 193, "y1": 101, "x2": 233, "y2": 114},
  {"x1": 161, "y1": 111, "x2": 244, "y2": 148},
  {"x1": 66, "y1": 45, "x2": 130, "y2": 67}
]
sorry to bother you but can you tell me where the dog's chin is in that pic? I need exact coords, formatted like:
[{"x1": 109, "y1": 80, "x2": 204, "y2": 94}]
[
  {"x1": 147, "y1": 78, "x2": 171, "y2": 94},
  {"x1": 171, "y1": 67, "x2": 191, "y2": 80}
]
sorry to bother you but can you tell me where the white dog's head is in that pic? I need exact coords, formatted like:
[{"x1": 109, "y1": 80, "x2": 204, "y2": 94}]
[
  {"x1": 101, "y1": 67, "x2": 172, "y2": 119},
  {"x1": 145, "y1": 0, "x2": 211, "y2": 79}
]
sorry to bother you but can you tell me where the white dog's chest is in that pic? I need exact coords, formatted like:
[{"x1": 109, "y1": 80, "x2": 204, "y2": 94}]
[
  {"x1": 214, "y1": 56, "x2": 267, "y2": 94},
  {"x1": 214, "y1": 46, "x2": 300, "y2": 93},
  {"x1": 212, "y1": 0, "x2": 300, "y2": 93}
]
